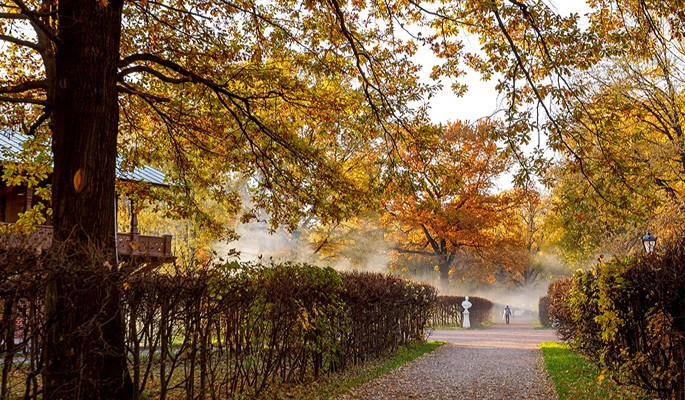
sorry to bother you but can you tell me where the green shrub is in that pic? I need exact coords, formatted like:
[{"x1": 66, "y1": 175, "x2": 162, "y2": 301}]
[
  {"x1": 568, "y1": 269, "x2": 603, "y2": 360},
  {"x1": 1, "y1": 258, "x2": 438, "y2": 399},
  {"x1": 593, "y1": 248, "x2": 685, "y2": 399}
]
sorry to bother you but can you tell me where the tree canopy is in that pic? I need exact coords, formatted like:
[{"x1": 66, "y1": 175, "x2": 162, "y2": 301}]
[
  {"x1": 1, "y1": 0, "x2": 436, "y2": 237},
  {"x1": 1, "y1": 0, "x2": 435, "y2": 397},
  {"x1": 541, "y1": 0, "x2": 685, "y2": 263}
]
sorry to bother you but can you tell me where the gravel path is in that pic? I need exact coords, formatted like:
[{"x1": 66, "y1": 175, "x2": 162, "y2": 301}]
[{"x1": 336, "y1": 322, "x2": 559, "y2": 400}]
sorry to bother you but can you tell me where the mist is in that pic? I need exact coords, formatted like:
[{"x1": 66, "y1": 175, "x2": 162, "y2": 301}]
[
  {"x1": 213, "y1": 218, "x2": 568, "y2": 321},
  {"x1": 212, "y1": 219, "x2": 392, "y2": 274}
]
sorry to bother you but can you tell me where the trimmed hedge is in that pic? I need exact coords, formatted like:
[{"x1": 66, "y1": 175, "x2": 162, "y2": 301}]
[
  {"x1": 549, "y1": 235, "x2": 685, "y2": 399},
  {"x1": 0, "y1": 256, "x2": 437, "y2": 399},
  {"x1": 339, "y1": 271, "x2": 436, "y2": 365},
  {"x1": 538, "y1": 295, "x2": 550, "y2": 327},
  {"x1": 567, "y1": 269, "x2": 603, "y2": 359},
  {"x1": 430, "y1": 296, "x2": 492, "y2": 328},
  {"x1": 0, "y1": 248, "x2": 44, "y2": 400},
  {"x1": 547, "y1": 277, "x2": 574, "y2": 341},
  {"x1": 126, "y1": 264, "x2": 437, "y2": 398}
]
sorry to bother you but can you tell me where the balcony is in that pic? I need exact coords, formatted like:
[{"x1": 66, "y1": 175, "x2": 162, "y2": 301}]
[{"x1": 1, "y1": 224, "x2": 174, "y2": 262}]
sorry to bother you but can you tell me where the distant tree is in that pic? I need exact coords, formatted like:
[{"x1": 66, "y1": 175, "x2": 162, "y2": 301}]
[
  {"x1": 306, "y1": 213, "x2": 388, "y2": 269},
  {"x1": 491, "y1": 188, "x2": 552, "y2": 288},
  {"x1": 426, "y1": 0, "x2": 685, "y2": 264},
  {"x1": 540, "y1": 46, "x2": 685, "y2": 262},
  {"x1": 382, "y1": 120, "x2": 520, "y2": 287}
]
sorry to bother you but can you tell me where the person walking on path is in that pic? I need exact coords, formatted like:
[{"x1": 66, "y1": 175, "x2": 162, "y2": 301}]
[{"x1": 503, "y1": 305, "x2": 512, "y2": 324}]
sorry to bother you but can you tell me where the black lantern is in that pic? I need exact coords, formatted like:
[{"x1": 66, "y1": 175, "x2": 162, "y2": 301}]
[{"x1": 642, "y1": 231, "x2": 657, "y2": 254}]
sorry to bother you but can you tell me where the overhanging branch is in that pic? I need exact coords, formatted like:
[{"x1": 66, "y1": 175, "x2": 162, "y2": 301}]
[
  {"x1": 492, "y1": 4, "x2": 615, "y2": 206},
  {"x1": 10, "y1": 0, "x2": 59, "y2": 44},
  {"x1": 0, "y1": 34, "x2": 43, "y2": 51},
  {"x1": 0, "y1": 80, "x2": 47, "y2": 94},
  {"x1": 118, "y1": 53, "x2": 308, "y2": 159},
  {"x1": 118, "y1": 65, "x2": 192, "y2": 84},
  {"x1": 0, "y1": 95, "x2": 47, "y2": 105}
]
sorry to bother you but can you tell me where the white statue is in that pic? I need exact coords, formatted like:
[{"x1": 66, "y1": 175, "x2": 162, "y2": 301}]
[{"x1": 462, "y1": 296, "x2": 472, "y2": 329}]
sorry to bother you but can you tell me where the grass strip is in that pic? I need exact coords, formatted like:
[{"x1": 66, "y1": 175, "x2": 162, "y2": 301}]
[
  {"x1": 532, "y1": 322, "x2": 549, "y2": 330},
  {"x1": 541, "y1": 341, "x2": 645, "y2": 400},
  {"x1": 270, "y1": 341, "x2": 445, "y2": 400}
]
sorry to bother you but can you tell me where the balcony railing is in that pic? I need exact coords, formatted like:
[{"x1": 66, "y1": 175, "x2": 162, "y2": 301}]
[
  {"x1": 1, "y1": 224, "x2": 174, "y2": 262},
  {"x1": 117, "y1": 232, "x2": 174, "y2": 261}
]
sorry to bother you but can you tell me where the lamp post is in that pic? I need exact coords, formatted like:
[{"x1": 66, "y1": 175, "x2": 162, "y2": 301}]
[{"x1": 642, "y1": 231, "x2": 657, "y2": 254}]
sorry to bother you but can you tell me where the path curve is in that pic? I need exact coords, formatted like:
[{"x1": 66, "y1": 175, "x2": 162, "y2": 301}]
[{"x1": 336, "y1": 322, "x2": 559, "y2": 400}]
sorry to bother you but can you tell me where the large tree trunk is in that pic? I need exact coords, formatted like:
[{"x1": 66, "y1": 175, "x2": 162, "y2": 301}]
[
  {"x1": 43, "y1": 0, "x2": 131, "y2": 398},
  {"x1": 437, "y1": 251, "x2": 455, "y2": 287},
  {"x1": 438, "y1": 260, "x2": 450, "y2": 284}
]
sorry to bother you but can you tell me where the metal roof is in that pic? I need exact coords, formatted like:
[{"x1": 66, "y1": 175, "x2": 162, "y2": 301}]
[
  {"x1": 117, "y1": 159, "x2": 167, "y2": 186},
  {"x1": 0, "y1": 133, "x2": 25, "y2": 154},
  {"x1": 0, "y1": 132, "x2": 168, "y2": 186}
]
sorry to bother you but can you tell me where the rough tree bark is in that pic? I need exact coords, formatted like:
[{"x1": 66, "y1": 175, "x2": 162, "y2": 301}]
[
  {"x1": 431, "y1": 235, "x2": 455, "y2": 286},
  {"x1": 43, "y1": 0, "x2": 132, "y2": 398},
  {"x1": 438, "y1": 256, "x2": 451, "y2": 284}
]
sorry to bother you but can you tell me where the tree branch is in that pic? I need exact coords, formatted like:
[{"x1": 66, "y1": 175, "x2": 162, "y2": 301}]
[
  {"x1": 0, "y1": 34, "x2": 43, "y2": 51},
  {"x1": 10, "y1": 0, "x2": 59, "y2": 44},
  {"x1": 492, "y1": 4, "x2": 616, "y2": 207},
  {"x1": 24, "y1": 108, "x2": 50, "y2": 136},
  {"x1": 420, "y1": 223, "x2": 441, "y2": 254},
  {"x1": 119, "y1": 53, "x2": 308, "y2": 159},
  {"x1": 118, "y1": 65, "x2": 192, "y2": 84},
  {"x1": 392, "y1": 246, "x2": 438, "y2": 257},
  {"x1": 325, "y1": 0, "x2": 405, "y2": 151},
  {"x1": 0, "y1": 12, "x2": 28, "y2": 18},
  {"x1": 0, "y1": 95, "x2": 47, "y2": 105},
  {"x1": 0, "y1": 80, "x2": 47, "y2": 94},
  {"x1": 117, "y1": 82, "x2": 171, "y2": 102}
]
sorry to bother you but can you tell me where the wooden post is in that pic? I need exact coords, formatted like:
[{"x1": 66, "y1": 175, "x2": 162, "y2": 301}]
[
  {"x1": 130, "y1": 200, "x2": 139, "y2": 236},
  {"x1": 162, "y1": 234, "x2": 172, "y2": 258}
]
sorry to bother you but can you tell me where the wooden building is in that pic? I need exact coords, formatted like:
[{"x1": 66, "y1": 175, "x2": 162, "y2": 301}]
[{"x1": 0, "y1": 133, "x2": 174, "y2": 263}]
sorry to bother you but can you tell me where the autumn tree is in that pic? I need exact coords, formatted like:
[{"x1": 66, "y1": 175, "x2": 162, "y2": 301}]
[
  {"x1": 0, "y1": 0, "x2": 433, "y2": 397},
  {"x1": 511, "y1": 189, "x2": 545, "y2": 286},
  {"x1": 382, "y1": 120, "x2": 520, "y2": 287},
  {"x1": 489, "y1": 188, "x2": 556, "y2": 288},
  {"x1": 535, "y1": 1, "x2": 685, "y2": 265},
  {"x1": 420, "y1": 0, "x2": 685, "y2": 269}
]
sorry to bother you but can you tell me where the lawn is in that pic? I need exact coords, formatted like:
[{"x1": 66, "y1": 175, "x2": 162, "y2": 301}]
[{"x1": 541, "y1": 342, "x2": 647, "y2": 400}]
